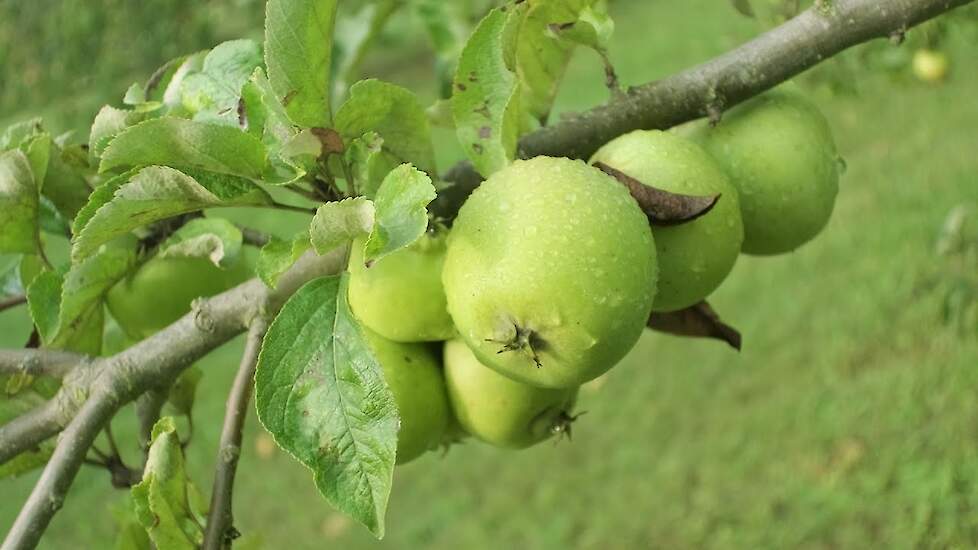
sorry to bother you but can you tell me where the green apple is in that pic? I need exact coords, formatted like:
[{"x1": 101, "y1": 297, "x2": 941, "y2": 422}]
[
  {"x1": 591, "y1": 130, "x2": 744, "y2": 312},
  {"x1": 443, "y1": 339, "x2": 578, "y2": 449},
  {"x1": 442, "y1": 156, "x2": 657, "y2": 389},
  {"x1": 364, "y1": 328, "x2": 450, "y2": 464},
  {"x1": 689, "y1": 89, "x2": 840, "y2": 255},
  {"x1": 348, "y1": 232, "x2": 455, "y2": 342},
  {"x1": 106, "y1": 250, "x2": 253, "y2": 340},
  {"x1": 912, "y1": 49, "x2": 949, "y2": 83}
]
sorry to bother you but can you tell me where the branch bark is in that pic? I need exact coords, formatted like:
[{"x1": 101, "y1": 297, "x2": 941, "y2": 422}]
[
  {"x1": 0, "y1": 295, "x2": 27, "y2": 313},
  {"x1": 0, "y1": 349, "x2": 87, "y2": 378},
  {"x1": 433, "y1": 0, "x2": 976, "y2": 217},
  {"x1": 135, "y1": 387, "x2": 169, "y2": 454},
  {"x1": 0, "y1": 401, "x2": 64, "y2": 466},
  {"x1": 0, "y1": 247, "x2": 347, "y2": 550},
  {"x1": 202, "y1": 319, "x2": 268, "y2": 550}
]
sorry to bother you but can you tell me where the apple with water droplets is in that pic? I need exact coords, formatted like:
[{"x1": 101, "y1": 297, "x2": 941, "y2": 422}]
[{"x1": 442, "y1": 156, "x2": 657, "y2": 389}]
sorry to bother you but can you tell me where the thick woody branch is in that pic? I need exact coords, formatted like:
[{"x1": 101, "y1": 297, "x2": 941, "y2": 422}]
[
  {"x1": 202, "y1": 319, "x2": 268, "y2": 550},
  {"x1": 1, "y1": 247, "x2": 347, "y2": 550},
  {"x1": 0, "y1": 349, "x2": 87, "y2": 379},
  {"x1": 433, "y1": 0, "x2": 976, "y2": 217},
  {"x1": 0, "y1": 401, "x2": 65, "y2": 466}
]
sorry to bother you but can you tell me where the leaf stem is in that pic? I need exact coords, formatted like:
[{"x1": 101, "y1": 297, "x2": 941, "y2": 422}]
[{"x1": 266, "y1": 201, "x2": 317, "y2": 215}]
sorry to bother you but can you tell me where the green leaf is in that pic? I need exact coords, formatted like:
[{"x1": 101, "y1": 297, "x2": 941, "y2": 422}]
[
  {"x1": 158, "y1": 218, "x2": 243, "y2": 267},
  {"x1": 0, "y1": 150, "x2": 39, "y2": 254},
  {"x1": 344, "y1": 132, "x2": 393, "y2": 199},
  {"x1": 41, "y1": 142, "x2": 93, "y2": 220},
  {"x1": 167, "y1": 367, "x2": 203, "y2": 418},
  {"x1": 181, "y1": 39, "x2": 263, "y2": 119},
  {"x1": 546, "y1": 3, "x2": 615, "y2": 53},
  {"x1": 0, "y1": 118, "x2": 43, "y2": 150},
  {"x1": 264, "y1": 0, "x2": 339, "y2": 128},
  {"x1": 22, "y1": 133, "x2": 52, "y2": 190},
  {"x1": 310, "y1": 197, "x2": 375, "y2": 255},
  {"x1": 518, "y1": 0, "x2": 608, "y2": 124},
  {"x1": 26, "y1": 270, "x2": 61, "y2": 344},
  {"x1": 241, "y1": 67, "x2": 297, "y2": 148},
  {"x1": 111, "y1": 500, "x2": 152, "y2": 550},
  {"x1": 451, "y1": 2, "x2": 527, "y2": 177},
  {"x1": 255, "y1": 275, "x2": 398, "y2": 537},
  {"x1": 89, "y1": 106, "x2": 147, "y2": 160},
  {"x1": 0, "y1": 255, "x2": 25, "y2": 300},
  {"x1": 256, "y1": 233, "x2": 312, "y2": 288},
  {"x1": 51, "y1": 245, "x2": 136, "y2": 353},
  {"x1": 363, "y1": 164, "x2": 435, "y2": 264},
  {"x1": 160, "y1": 52, "x2": 208, "y2": 109},
  {"x1": 336, "y1": 79, "x2": 437, "y2": 176},
  {"x1": 131, "y1": 417, "x2": 204, "y2": 550},
  {"x1": 71, "y1": 169, "x2": 139, "y2": 239},
  {"x1": 72, "y1": 166, "x2": 271, "y2": 263},
  {"x1": 99, "y1": 118, "x2": 268, "y2": 179}
]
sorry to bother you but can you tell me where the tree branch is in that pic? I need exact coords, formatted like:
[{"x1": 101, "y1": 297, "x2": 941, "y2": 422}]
[
  {"x1": 135, "y1": 387, "x2": 169, "y2": 454},
  {"x1": 2, "y1": 388, "x2": 119, "y2": 550},
  {"x1": 202, "y1": 319, "x2": 268, "y2": 550},
  {"x1": 0, "y1": 349, "x2": 86, "y2": 379},
  {"x1": 0, "y1": 247, "x2": 348, "y2": 550},
  {"x1": 0, "y1": 294, "x2": 27, "y2": 313},
  {"x1": 433, "y1": 0, "x2": 976, "y2": 217},
  {"x1": 0, "y1": 401, "x2": 65, "y2": 466}
]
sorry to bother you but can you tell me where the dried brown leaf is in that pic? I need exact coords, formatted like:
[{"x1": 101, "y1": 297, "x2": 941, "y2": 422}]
[
  {"x1": 647, "y1": 301, "x2": 742, "y2": 350},
  {"x1": 594, "y1": 162, "x2": 720, "y2": 226}
]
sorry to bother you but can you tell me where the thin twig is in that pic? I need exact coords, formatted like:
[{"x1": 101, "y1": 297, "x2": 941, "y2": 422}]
[
  {"x1": 135, "y1": 387, "x2": 169, "y2": 455},
  {"x1": 104, "y1": 422, "x2": 121, "y2": 461},
  {"x1": 0, "y1": 294, "x2": 27, "y2": 313},
  {"x1": 202, "y1": 319, "x2": 268, "y2": 550},
  {"x1": 266, "y1": 201, "x2": 316, "y2": 215},
  {"x1": 283, "y1": 183, "x2": 323, "y2": 203}
]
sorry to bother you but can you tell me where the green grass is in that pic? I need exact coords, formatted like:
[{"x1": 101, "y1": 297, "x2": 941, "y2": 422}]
[{"x1": 2, "y1": 1, "x2": 978, "y2": 548}]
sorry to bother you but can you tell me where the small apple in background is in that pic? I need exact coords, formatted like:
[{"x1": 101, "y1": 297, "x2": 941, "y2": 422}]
[{"x1": 912, "y1": 49, "x2": 949, "y2": 83}]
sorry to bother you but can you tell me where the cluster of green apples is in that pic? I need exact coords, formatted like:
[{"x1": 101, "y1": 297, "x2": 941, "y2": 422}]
[{"x1": 352, "y1": 88, "x2": 841, "y2": 463}]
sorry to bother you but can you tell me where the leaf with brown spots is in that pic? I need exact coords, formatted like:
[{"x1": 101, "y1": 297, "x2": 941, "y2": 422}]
[
  {"x1": 647, "y1": 301, "x2": 742, "y2": 350},
  {"x1": 594, "y1": 162, "x2": 720, "y2": 226}
]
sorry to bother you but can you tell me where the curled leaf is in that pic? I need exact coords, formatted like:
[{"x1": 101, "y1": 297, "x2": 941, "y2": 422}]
[
  {"x1": 647, "y1": 301, "x2": 742, "y2": 350},
  {"x1": 594, "y1": 162, "x2": 720, "y2": 226}
]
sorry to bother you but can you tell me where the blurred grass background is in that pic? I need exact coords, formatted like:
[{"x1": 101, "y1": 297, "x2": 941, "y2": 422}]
[{"x1": 2, "y1": 0, "x2": 978, "y2": 548}]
